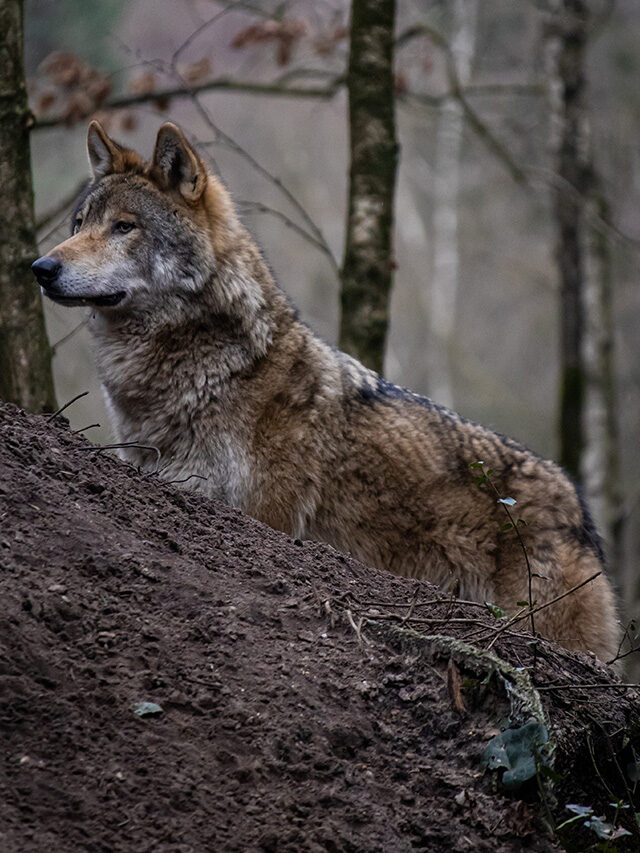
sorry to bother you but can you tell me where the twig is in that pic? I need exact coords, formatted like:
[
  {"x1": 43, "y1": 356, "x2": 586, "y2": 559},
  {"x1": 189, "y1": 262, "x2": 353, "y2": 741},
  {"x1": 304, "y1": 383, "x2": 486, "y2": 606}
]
[
  {"x1": 46, "y1": 391, "x2": 89, "y2": 422},
  {"x1": 474, "y1": 571, "x2": 602, "y2": 647},
  {"x1": 586, "y1": 733, "x2": 618, "y2": 802},
  {"x1": 508, "y1": 571, "x2": 601, "y2": 629},
  {"x1": 76, "y1": 441, "x2": 162, "y2": 464},
  {"x1": 401, "y1": 587, "x2": 420, "y2": 623},
  {"x1": 164, "y1": 473, "x2": 209, "y2": 485},
  {"x1": 472, "y1": 462, "x2": 536, "y2": 639},
  {"x1": 36, "y1": 181, "x2": 87, "y2": 231},
  {"x1": 176, "y1": 72, "x2": 340, "y2": 278},
  {"x1": 596, "y1": 720, "x2": 640, "y2": 839},
  {"x1": 345, "y1": 609, "x2": 368, "y2": 646},
  {"x1": 51, "y1": 320, "x2": 88, "y2": 355},
  {"x1": 483, "y1": 605, "x2": 530, "y2": 651},
  {"x1": 236, "y1": 199, "x2": 334, "y2": 259},
  {"x1": 38, "y1": 208, "x2": 76, "y2": 247},
  {"x1": 398, "y1": 23, "x2": 528, "y2": 184},
  {"x1": 447, "y1": 658, "x2": 467, "y2": 716},
  {"x1": 171, "y1": 1, "x2": 244, "y2": 69},
  {"x1": 72, "y1": 423, "x2": 100, "y2": 434},
  {"x1": 359, "y1": 597, "x2": 490, "y2": 611},
  {"x1": 607, "y1": 619, "x2": 640, "y2": 666},
  {"x1": 33, "y1": 77, "x2": 342, "y2": 131}
]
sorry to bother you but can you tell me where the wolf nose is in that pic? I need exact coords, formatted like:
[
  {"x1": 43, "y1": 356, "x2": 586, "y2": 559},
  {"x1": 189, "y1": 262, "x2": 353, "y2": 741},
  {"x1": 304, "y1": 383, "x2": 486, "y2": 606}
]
[{"x1": 31, "y1": 256, "x2": 61, "y2": 287}]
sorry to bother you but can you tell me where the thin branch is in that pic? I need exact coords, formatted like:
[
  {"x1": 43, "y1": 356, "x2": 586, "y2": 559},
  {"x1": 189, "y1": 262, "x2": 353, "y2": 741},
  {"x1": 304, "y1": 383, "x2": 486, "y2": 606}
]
[
  {"x1": 476, "y1": 571, "x2": 603, "y2": 647},
  {"x1": 171, "y1": 1, "x2": 243, "y2": 69},
  {"x1": 46, "y1": 390, "x2": 89, "y2": 422},
  {"x1": 76, "y1": 441, "x2": 162, "y2": 464},
  {"x1": 164, "y1": 473, "x2": 210, "y2": 485},
  {"x1": 36, "y1": 181, "x2": 87, "y2": 231},
  {"x1": 170, "y1": 66, "x2": 340, "y2": 277},
  {"x1": 72, "y1": 423, "x2": 100, "y2": 434},
  {"x1": 32, "y1": 77, "x2": 342, "y2": 131},
  {"x1": 38, "y1": 208, "x2": 75, "y2": 248},
  {"x1": 511, "y1": 570, "x2": 601, "y2": 625},
  {"x1": 236, "y1": 199, "x2": 334, "y2": 258},
  {"x1": 51, "y1": 320, "x2": 88, "y2": 355},
  {"x1": 399, "y1": 22, "x2": 528, "y2": 185},
  {"x1": 527, "y1": 166, "x2": 640, "y2": 252}
]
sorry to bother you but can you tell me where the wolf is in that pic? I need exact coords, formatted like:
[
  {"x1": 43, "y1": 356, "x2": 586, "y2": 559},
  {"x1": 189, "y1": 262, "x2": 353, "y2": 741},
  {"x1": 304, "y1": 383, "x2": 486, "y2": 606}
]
[{"x1": 32, "y1": 120, "x2": 618, "y2": 660}]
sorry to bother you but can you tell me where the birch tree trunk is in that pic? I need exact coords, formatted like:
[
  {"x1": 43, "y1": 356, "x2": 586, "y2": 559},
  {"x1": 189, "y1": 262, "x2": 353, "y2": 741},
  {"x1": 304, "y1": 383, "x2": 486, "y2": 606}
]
[
  {"x1": 0, "y1": 0, "x2": 57, "y2": 412},
  {"x1": 582, "y1": 193, "x2": 623, "y2": 580},
  {"x1": 429, "y1": 0, "x2": 478, "y2": 409},
  {"x1": 339, "y1": 0, "x2": 398, "y2": 374}
]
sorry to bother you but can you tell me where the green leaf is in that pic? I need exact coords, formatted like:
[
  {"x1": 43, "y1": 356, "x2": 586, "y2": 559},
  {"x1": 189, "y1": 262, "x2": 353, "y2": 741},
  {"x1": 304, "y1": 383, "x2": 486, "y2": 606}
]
[
  {"x1": 501, "y1": 522, "x2": 514, "y2": 532},
  {"x1": 497, "y1": 497, "x2": 516, "y2": 507},
  {"x1": 566, "y1": 804, "x2": 593, "y2": 817},
  {"x1": 585, "y1": 815, "x2": 631, "y2": 840},
  {"x1": 516, "y1": 601, "x2": 529, "y2": 607},
  {"x1": 469, "y1": 461, "x2": 484, "y2": 469},
  {"x1": 556, "y1": 814, "x2": 587, "y2": 831},
  {"x1": 482, "y1": 722, "x2": 549, "y2": 790},
  {"x1": 484, "y1": 602, "x2": 506, "y2": 619}
]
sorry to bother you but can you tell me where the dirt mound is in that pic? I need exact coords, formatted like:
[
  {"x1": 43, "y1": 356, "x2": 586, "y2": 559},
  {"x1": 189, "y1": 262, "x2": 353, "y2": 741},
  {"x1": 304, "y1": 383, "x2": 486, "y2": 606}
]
[{"x1": 0, "y1": 401, "x2": 638, "y2": 852}]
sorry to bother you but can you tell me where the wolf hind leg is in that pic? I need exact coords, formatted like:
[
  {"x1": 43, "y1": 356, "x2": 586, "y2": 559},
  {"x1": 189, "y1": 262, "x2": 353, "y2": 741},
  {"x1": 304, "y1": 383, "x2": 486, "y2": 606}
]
[
  {"x1": 531, "y1": 551, "x2": 617, "y2": 661},
  {"x1": 496, "y1": 540, "x2": 618, "y2": 661}
]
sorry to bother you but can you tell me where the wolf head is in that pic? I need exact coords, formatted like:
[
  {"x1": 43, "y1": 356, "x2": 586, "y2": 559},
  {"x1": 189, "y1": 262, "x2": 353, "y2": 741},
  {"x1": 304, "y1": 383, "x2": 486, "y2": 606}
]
[{"x1": 32, "y1": 122, "x2": 246, "y2": 316}]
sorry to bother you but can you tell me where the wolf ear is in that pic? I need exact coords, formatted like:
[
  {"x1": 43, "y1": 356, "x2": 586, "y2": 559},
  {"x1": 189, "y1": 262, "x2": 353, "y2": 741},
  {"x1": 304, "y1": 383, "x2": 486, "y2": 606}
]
[
  {"x1": 87, "y1": 121, "x2": 128, "y2": 180},
  {"x1": 151, "y1": 122, "x2": 208, "y2": 202}
]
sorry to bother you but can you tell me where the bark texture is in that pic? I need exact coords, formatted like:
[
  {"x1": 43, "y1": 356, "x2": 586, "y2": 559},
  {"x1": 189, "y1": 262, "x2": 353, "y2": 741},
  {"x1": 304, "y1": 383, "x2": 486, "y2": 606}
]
[
  {"x1": 429, "y1": 0, "x2": 478, "y2": 409},
  {"x1": 546, "y1": 1, "x2": 622, "y2": 579},
  {"x1": 0, "y1": 0, "x2": 56, "y2": 412},
  {"x1": 583, "y1": 193, "x2": 623, "y2": 581},
  {"x1": 339, "y1": 0, "x2": 398, "y2": 374},
  {"x1": 546, "y1": 0, "x2": 589, "y2": 483}
]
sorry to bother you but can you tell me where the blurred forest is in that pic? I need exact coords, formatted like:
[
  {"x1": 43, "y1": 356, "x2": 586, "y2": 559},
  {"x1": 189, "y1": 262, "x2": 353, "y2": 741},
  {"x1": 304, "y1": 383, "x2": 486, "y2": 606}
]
[{"x1": 14, "y1": 1, "x2": 640, "y2": 638}]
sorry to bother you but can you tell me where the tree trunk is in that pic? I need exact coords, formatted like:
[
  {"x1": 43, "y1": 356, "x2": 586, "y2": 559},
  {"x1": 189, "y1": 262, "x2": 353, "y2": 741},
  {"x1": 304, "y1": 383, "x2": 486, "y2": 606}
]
[
  {"x1": 546, "y1": 0, "x2": 589, "y2": 483},
  {"x1": 546, "y1": 0, "x2": 622, "y2": 577},
  {"x1": 0, "y1": 0, "x2": 57, "y2": 412},
  {"x1": 582, "y1": 193, "x2": 623, "y2": 581},
  {"x1": 429, "y1": 0, "x2": 479, "y2": 409},
  {"x1": 339, "y1": 0, "x2": 399, "y2": 374}
]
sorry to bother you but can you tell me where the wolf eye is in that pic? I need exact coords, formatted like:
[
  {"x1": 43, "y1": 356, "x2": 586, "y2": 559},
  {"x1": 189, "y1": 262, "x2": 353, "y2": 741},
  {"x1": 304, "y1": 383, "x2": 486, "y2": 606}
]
[
  {"x1": 113, "y1": 220, "x2": 136, "y2": 234},
  {"x1": 73, "y1": 217, "x2": 83, "y2": 234}
]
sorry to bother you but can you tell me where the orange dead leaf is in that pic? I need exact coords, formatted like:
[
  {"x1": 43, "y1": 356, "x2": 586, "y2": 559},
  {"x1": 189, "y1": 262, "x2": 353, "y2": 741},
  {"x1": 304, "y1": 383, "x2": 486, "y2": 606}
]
[
  {"x1": 128, "y1": 70, "x2": 157, "y2": 95},
  {"x1": 183, "y1": 58, "x2": 212, "y2": 84}
]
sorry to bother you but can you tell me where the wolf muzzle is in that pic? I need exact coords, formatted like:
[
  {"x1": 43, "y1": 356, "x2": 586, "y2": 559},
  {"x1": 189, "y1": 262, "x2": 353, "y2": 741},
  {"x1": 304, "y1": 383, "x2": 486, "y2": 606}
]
[{"x1": 31, "y1": 256, "x2": 61, "y2": 290}]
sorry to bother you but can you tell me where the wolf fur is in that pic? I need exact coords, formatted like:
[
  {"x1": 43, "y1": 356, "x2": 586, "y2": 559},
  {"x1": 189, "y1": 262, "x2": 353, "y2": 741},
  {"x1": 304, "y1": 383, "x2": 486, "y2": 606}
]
[{"x1": 34, "y1": 121, "x2": 619, "y2": 660}]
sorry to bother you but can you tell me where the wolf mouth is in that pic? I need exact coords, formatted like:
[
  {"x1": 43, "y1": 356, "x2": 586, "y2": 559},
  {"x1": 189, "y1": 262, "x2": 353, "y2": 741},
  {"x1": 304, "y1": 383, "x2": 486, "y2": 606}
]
[{"x1": 44, "y1": 291, "x2": 126, "y2": 307}]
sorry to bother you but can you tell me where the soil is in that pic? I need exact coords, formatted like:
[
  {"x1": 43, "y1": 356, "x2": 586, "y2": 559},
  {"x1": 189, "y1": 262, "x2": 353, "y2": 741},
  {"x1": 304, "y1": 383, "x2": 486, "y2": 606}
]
[{"x1": 0, "y1": 401, "x2": 639, "y2": 853}]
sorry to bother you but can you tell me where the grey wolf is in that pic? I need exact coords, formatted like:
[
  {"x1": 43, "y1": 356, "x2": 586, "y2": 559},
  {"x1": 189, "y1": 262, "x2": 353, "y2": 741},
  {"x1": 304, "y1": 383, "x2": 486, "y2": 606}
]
[{"x1": 31, "y1": 121, "x2": 618, "y2": 660}]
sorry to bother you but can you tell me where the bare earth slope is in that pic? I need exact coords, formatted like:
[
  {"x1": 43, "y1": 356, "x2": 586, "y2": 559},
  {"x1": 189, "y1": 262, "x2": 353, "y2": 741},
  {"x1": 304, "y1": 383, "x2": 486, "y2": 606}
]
[{"x1": 0, "y1": 401, "x2": 638, "y2": 852}]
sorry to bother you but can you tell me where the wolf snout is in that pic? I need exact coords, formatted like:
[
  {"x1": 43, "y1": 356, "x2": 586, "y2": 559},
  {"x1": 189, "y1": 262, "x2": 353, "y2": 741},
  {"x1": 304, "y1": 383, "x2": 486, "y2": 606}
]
[{"x1": 31, "y1": 256, "x2": 61, "y2": 288}]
